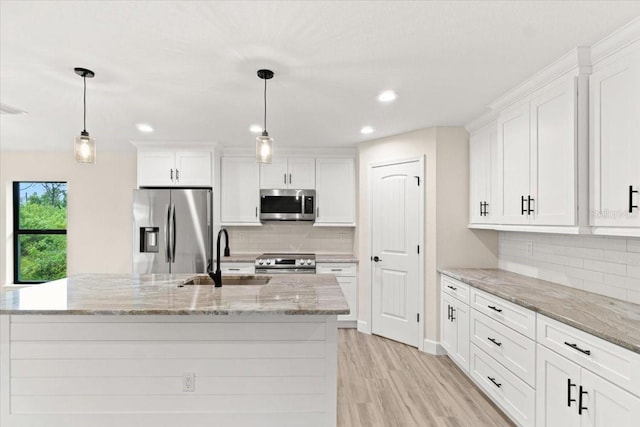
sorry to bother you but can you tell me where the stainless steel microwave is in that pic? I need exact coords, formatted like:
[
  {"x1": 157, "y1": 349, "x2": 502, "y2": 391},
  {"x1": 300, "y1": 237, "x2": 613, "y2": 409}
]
[{"x1": 260, "y1": 189, "x2": 315, "y2": 221}]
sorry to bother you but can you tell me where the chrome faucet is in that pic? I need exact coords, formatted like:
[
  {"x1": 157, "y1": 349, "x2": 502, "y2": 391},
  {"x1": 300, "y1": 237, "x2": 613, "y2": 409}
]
[{"x1": 209, "y1": 228, "x2": 230, "y2": 287}]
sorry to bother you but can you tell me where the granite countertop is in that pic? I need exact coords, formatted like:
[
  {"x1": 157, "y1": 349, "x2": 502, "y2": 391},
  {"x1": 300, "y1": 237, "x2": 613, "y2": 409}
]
[
  {"x1": 439, "y1": 268, "x2": 640, "y2": 354},
  {"x1": 215, "y1": 253, "x2": 359, "y2": 263},
  {"x1": 0, "y1": 273, "x2": 350, "y2": 316}
]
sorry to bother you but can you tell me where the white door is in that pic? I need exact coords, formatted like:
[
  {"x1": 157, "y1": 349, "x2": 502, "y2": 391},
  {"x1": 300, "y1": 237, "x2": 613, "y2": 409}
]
[
  {"x1": 530, "y1": 77, "x2": 577, "y2": 226},
  {"x1": 536, "y1": 344, "x2": 582, "y2": 427},
  {"x1": 175, "y1": 152, "x2": 212, "y2": 186},
  {"x1": 497, "y1": 102, "x2": 531, "y2": 225},
  {"x1": 581, "y1": 368, "x2": 640, "y2": 427},
  {"x1": 371, "y1": 159, "x2": 421, "y2": 347},
  {"x1": 288, "y1": 158, "x2": 316, "y2": 189},
  {"x1": 315, "y1": 158, "x2": 356, "y2": 225},
  {"x1": 590, "y1": 49, "x2": 640, "y2": 227}
]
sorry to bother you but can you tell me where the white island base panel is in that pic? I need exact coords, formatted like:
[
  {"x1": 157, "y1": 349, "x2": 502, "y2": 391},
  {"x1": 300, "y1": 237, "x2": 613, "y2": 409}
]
[{"x1": 0, "y1": 314, "x2": 338, "y2": 427}]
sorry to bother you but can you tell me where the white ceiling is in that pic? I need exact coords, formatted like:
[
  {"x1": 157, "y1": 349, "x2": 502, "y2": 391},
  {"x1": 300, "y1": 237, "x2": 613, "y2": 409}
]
[{"x1": 1, "y1": 1, "x2": 639, "y2": 152}]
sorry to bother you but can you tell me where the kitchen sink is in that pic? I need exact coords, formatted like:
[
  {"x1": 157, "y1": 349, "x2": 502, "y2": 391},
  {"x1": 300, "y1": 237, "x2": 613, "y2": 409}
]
[{"x1": 179, "y1": 275, "x2": 271, "y2": 287}]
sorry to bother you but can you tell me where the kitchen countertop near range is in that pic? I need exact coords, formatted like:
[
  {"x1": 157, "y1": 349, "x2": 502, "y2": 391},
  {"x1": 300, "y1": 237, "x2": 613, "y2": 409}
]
[
  {"x1": 439, "y1": 268, "x2": 640, "y2": 354},
  {"x1": 215, "y1": 253, "x2": 359, "y2": 263},
  {"x1": 0, "y1": 273, "x2": 350, "y2": 316}
]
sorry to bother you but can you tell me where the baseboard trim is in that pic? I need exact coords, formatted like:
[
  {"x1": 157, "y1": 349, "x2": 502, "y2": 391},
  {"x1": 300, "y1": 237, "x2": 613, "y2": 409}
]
[
  {"x1": 357, "y1": 320, "x2": 371, "y2": 334},
  {"x1": 422, "y1": 338, "x2": 446, "y2": 355},
  {"x1": 338, "y1": 320, "x2": 357, "y2": 329}
]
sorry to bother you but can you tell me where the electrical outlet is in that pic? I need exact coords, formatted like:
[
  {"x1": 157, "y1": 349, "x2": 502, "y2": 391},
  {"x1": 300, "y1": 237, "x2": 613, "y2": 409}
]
[{"x1": 182, "y1": 372, "x2": 195, "y2": 392}]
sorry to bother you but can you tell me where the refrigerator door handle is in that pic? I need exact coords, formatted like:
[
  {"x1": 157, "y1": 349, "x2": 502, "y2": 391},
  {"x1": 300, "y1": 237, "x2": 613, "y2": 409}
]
[
  {"x1": 165, "y1": 204, "x2": 172, "y2": 263},
  {"x1": 171, "y1": 203, "x2": 177, "y2": 263}
]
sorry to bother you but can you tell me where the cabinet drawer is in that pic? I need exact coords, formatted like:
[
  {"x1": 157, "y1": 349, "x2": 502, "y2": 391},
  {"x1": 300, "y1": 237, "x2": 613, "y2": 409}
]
[
  {"x1": 441, "y1": 275, "x2": 470, "y2": 304},
  {"x1": 220, "y1": 262, "x2": 255, "y2": 275},
  {"x1": 316, "y1": 263, "x2": 356, "y2": 276},
  {"x1": 537, "y1": 314, "x2": 640, "y2": 397},
  {"x1": 470, "y1": 288, "x2": 536, "y2": 340},
  {"x1": 470, "y1": 309, "x2": 535, "y2": 387},
  {"x1": 469, "y1": 344, "x2": 535, "y2": 427}
]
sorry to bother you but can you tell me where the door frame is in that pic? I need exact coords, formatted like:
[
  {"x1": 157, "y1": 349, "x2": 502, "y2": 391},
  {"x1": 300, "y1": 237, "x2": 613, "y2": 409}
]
[{"x1": 366, "y1": 155, "x2": 425, "y2": 351}]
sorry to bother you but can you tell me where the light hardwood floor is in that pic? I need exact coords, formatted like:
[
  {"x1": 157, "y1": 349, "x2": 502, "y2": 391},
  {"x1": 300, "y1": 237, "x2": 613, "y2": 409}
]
[{"x1": 337, "y1": 329, "x2": 515, "y2": 427}]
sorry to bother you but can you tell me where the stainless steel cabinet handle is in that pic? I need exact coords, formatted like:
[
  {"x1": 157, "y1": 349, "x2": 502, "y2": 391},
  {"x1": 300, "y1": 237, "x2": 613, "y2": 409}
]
[
  {"x1": 289, "y1": 173, "x2": 292, "y2": 184},
  {"x1": 170, "y1": 168, "x2": 174, "y2": 182},
  {"x1": 316, "y1": 207, "x2": 319, "y2": 218},
  {"x1": 284, "y1": 173, "x2": 286, "y2": 185},
  {"x1": 255, "y1": 206, "x2": 258, "y2": 217},
  {"x1": 331, "y1": 268, "x2": 342, "y2": 271},
  {"x1": 176, "y1": 169, "x2": 179, "y2": 182},
  {"x1": 228, "y1": 268, "x2": 240, "y2": 271}
]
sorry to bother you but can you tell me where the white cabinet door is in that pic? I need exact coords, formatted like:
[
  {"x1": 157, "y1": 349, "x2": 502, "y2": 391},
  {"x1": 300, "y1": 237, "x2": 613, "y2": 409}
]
[
  {"x1": 336, "y1": 276, "x2": 357, "y2": 322},
  {"x1": 221, "y1": 157, "x2": 261, "y2": 225},
  {"x1": 530, "y1": 78, "x2": 577, "y2": 226},
  {"x1": 453, "y1": 300, "x2": 470, "y2": 372},
  {"x1": 536, "y1": 344, "x2": 582, "y2": 427},
  {"x1": 581, "y1": 369, "x2": 640, "y2": 427},
  {"x1": 441, "y1": 292, "x2": 457, "y2": 357},
  {"x1": 288, "y1": 158, "x2": 316, "y2": 189},
  {"x1": 590, "y1": 48, "x2": 640, "y2": 228},
  {"x1": 315, "y1": 158, "x2": 355, "y2": 225},
  {"x1": 260, "y1": 158, "x2": 288, "y2": 189},
  {"x1": 137, "y1": 151, "x2": 175, "y2": 187},
  {"x1": 497, "y1": 102, "x2": 531, "y2": 225},
  {"x1": 260, "y1": 158, "x2": 316, "y2": 189},
  {"x1": 470, "y1": 123, "x2": 496, "y2": 224},
  {"x1": 175, "y1": 152, "x2": 212, "y2": 186}
]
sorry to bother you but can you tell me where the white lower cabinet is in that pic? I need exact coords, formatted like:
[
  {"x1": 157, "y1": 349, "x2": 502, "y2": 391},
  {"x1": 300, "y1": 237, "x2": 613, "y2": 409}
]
[
  {"x1": 316, "y1": 263, "x2": 357, "y2": 324},
  {"x1": 470, "y1": 343, "x2": 536, "y2": 427},
  {"x1": 220, "y1": 262, "x2": 255, "y2": 275},
  {"x1": 536, "y1": 314, "x2": 640, "y2": 427},
  {"x1": 441, "y1": 291, "x2": 470, "y2": 373},
  {"x1": 536, "y1": 342, "x2": 640, "y2": 427}
]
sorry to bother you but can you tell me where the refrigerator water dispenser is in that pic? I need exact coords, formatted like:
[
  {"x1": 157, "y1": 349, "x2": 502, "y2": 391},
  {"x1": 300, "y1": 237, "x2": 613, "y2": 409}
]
[{"x1": 140, "y1": 227, "x2": 159, "y2": 253}]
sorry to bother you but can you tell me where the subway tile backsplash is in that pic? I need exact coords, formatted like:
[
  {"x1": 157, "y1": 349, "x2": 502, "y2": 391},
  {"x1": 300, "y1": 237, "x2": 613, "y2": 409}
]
[
  {"x1": 499, "y1": 231, "x2": 640, "y2": 304},
  {"x1": 225, "y1": 223, "x2": 355, "y2": 254}
]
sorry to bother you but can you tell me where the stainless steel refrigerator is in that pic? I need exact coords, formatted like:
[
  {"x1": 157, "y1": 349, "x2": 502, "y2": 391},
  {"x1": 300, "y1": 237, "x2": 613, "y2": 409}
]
[{"x1": 133, "y1": 189, "x2": 212, "y2": 274}]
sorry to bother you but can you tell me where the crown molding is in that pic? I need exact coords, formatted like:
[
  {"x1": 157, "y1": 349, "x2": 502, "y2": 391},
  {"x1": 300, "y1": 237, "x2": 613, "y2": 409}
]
[
  {"x1": 130, "y1": 141, "x2": 219, "y2": 151},
  {"x1": 591, "y1": 16, "x2": 640, "y2": 65},
  {"x1": 465, "y1": 110, "x2": 497, "y2": 134},
  {"x1": 488, "y1": 46, "x2": 591, "y2": 112}
]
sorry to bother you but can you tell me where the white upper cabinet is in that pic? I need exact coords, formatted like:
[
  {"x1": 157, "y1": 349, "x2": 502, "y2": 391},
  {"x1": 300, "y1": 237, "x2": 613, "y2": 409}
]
[
  {"x1": 315, "y1": 158, "x2": 356, "y2": 226},
  {"x1": 220, "y1": 157, "x2": 261, "y2": 225},
  {"x1": 590, "y1": 44, "x2": 640, "y2": 231},
  {"x1": 260, "y1": 157, "x2": 315, "y2": 189},
  {"x1": 138, "y1": 150, "x2": 212, "y2": 188},
  {"x1": 495, "y1": 73, "x2": 584, "y2": 227},
  {"x1": 469, "y1": 121, "x2": 497, "y2": 224}
]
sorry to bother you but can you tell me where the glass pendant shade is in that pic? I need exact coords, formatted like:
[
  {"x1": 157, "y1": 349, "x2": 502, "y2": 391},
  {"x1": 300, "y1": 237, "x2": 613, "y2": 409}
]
[
  {"x1": 256, "y1": 133, "x2": 273, "y2": 164},
  {"x1": 74, "y1": 132, "x2": 96, "y2": 164}
]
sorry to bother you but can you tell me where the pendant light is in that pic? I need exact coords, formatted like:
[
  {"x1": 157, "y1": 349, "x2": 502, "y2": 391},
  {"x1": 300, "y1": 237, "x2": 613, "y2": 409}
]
[
  {"x1": 256, "y1": 69, "x2": 274, "y2": 164},
  {"x1": 74, "y1": 67, "x2": 96, "y2": 164}
]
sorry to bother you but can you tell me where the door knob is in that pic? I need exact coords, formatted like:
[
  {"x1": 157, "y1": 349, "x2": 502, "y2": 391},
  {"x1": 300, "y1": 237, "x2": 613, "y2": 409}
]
[{"x1": 371, "y1": 256, "x2": 382, "y2": 262}]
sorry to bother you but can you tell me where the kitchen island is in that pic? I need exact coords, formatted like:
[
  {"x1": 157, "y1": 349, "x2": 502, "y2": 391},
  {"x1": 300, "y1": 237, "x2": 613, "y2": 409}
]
[{"x1": 0, "y1": 273, "x2": 349, "y2": 427}]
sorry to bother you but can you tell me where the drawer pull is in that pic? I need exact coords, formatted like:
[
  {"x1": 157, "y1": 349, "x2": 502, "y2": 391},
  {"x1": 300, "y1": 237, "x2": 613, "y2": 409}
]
[
  {"x1": 447, "y1": 285, "x2": 457, "y2": 291},
  {"x1": 487, "y1": 337, "x2": 502, "y2": 347},
  {"x1": 567, "y1": 379, "x2": 577, "y2": 407},
  {"x1": 564, "y1": 341, "x2": 591, "y2": 356},
  {"x1": 578, "y1": 386, "x2": 588, "y2": 415},
  {"x1": 487, "y1": 305, "x2": 503, "y2": 313},
  {"x1": 450, "y1": 307, "x2": 456, "y2": 321},
  {"x1": 487, "y1": 376, "x2": 502, "y2": 388},
  {"x1": 331, "y1": 269, "x2": 343, "y2": 272},
  {"x1": 228, "y1": 268, "x2": 240, "y2": 271}
]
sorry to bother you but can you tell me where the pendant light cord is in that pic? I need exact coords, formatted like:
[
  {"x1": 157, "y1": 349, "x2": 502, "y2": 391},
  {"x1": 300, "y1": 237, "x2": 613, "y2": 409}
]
[
  {"x1": 83, "y1": 75, "x2": 87, "y2": 133},
  {"x1": 263, "y1": 77, "x2": 267, "y2": 133}
]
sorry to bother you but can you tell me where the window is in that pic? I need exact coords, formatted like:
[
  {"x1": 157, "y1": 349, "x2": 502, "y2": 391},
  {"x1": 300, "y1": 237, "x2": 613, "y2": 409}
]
[{"x1": 13, "y1": 182, "x2": 67, "y2": 284}]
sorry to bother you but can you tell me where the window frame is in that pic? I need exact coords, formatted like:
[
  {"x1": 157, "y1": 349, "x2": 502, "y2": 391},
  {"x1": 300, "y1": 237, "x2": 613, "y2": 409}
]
[{"x1": 12, "y1": 181, "x2": 68, "y2": 284}]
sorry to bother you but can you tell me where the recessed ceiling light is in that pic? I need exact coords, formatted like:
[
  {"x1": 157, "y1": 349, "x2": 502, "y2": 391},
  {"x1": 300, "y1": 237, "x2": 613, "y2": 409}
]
[
  {"x1": 377, "y1": 90, "x2": 397, "y2": 103},
  {"x1": 249, "y1": 124, "x2": 263, "y2": 133},
  {"x1": 360, "y1": 126, "x2": 374, "y2": 135},
  {"x1": 136, "y1": 123, "x2": 154, "y2": 133}
]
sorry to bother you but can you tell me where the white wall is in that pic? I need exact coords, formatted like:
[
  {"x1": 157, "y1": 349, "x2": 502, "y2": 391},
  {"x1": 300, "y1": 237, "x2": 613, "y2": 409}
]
[
  {"x1": 358, "y1": 127, "x2": 498, "y2": 349},
  {"x1": 0, "y1": 151, "x2": 137, "y2": 284},
  {"x1": 499, "y1": 231, "x2": 640, "y2": 303}
]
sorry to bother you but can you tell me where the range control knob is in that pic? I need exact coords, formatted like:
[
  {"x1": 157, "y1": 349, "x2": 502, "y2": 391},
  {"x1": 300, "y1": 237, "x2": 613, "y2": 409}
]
[
  {"x1": 306, "y1": 259, "x2": 312, "y2": 265},
  {"x1": 258, "y1": 260, "x2": 264, "y2": 265},
  {"x1": 266, "y1": 260, "x2": 272, "y2": 265}
]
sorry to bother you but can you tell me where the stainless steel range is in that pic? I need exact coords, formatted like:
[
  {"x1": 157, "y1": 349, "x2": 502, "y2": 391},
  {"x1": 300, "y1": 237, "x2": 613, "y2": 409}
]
[{"x1": 255, "y1": 253, "x2": 316, "y2": 274}]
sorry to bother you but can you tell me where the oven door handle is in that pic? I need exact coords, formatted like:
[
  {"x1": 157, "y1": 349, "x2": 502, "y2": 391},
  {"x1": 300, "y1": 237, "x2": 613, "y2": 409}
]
[{"x1": 255, "y1": 268, "x2": 316, "y2": 274}]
